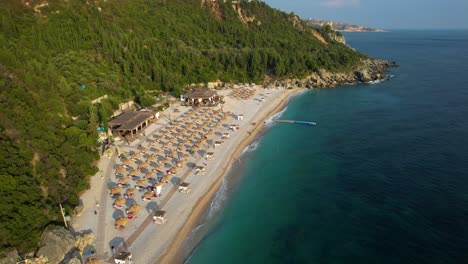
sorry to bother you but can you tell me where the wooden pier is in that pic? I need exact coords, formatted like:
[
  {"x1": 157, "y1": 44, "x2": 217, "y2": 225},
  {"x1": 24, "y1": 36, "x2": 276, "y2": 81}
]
[{"x1": 275, "y1": 120, "x2": 317, "y2": 126}]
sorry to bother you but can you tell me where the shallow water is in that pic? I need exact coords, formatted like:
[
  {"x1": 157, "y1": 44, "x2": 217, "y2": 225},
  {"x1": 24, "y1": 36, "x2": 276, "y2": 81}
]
[{"x1": 186, "y1": 30, "x2": 468, "y2": 264}]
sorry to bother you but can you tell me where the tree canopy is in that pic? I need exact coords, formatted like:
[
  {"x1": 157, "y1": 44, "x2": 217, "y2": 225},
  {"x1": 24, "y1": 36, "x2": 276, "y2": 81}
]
[{"x1": 0, "y1": 0, "x2": 364, "y2": 252}]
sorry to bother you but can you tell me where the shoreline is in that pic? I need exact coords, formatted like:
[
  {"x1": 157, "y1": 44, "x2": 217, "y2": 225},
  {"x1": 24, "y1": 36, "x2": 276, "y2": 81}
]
[{"x1": 156, "y1": 88, "x2": 303, "y2": 264}]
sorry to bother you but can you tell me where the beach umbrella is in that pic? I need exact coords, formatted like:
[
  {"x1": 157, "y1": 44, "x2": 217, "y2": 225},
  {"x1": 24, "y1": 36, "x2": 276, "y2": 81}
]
[
  {"x1": 155, "y1": 164, "x2": 163, "y2": 171},
  {"x1": 147, "y1": 155, "x2": 156, "y2": 162},
  {"x1": 176, "y1": 161, "x2": 183, "y2": 168},
  {"x1": 182, "y1": 153, "x2": 190, "y2": 159},
  {"x1": 127, "y1": 204, "x2": 141, "y2": 216},
  {"x1": 162, "y1": 157, "x2": 171, "y2": 164},
  {"x1": 123, "y1": 159, "x2": 132, "y2": 165},
  {"x1": 144, "y1": 191, "x2": 155, "y2": 199},
  {"x1": 115, "y1": 217, "x2": 128, "y2": 228},
  {"x1": 118, "y1": 177, "x2": 129, "y2": 185},
  {"x1": 136, "y1": 179, "x2": 147, "y2": 187},
  {"x1": 139, "y1": 162, "x2": 149, "y2": 169},
  {"x1": 145, "y1": 171, "x2": 156, "y2": 179},
  {"x1": 160, "y1": 175, "x2": 170, "y2": 183},
  {"x1": 114, "y1": 197, "x2": 126, "y2": 206},
  {"x1": 131, "y1": 153, "x2": 140, "y2": 159},
  {"x1": 155, "y1": 182, "x2": 164, "y2": 187},
  {"x1": 110, "y1": 186, "x2": 121, "y2": 195},
  {"x1": 129, "y1": 169, "x2": 139, "y2": 176},
  {"x1": 140, "y1": 147, "x2": 148, "y2": 153},
  {"x1": 115, "y1": 167, "x2": 125, "y2": 174},
  {"x1": 86, "y1": 258, "x2": 100, "y2": 264},
  {"x1": 125, "y1": 188, "x2": 136, "y2": 196}
]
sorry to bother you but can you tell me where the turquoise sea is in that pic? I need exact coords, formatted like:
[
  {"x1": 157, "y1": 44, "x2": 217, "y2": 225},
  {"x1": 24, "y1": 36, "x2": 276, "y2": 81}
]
[{"x1": 185, "y1": 31, "x2": 468, "y2": 264}]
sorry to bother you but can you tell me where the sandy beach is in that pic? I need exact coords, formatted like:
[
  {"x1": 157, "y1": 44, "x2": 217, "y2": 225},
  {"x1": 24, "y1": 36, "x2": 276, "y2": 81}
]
[{"x1": 71, "y1": 85, "x2": 302, "y2": 263}]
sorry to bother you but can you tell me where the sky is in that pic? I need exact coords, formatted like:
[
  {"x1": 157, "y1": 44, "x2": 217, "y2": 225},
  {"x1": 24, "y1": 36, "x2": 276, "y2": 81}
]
[{"x1": 262, "y1": 0, "x2": 468, "y2": 29}]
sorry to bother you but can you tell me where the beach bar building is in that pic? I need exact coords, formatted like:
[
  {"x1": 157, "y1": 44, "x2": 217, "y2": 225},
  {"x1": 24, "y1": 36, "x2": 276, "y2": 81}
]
[
  {"x1": 182, "y1": 89, "x2": 221, "y2": 107},
  {"x1": 108, "y1": 111, "x2": 157, "y2": 138}
]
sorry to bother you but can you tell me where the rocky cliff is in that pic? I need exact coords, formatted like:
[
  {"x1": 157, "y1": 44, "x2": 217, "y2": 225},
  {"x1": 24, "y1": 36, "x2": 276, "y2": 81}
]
[
  {"x1": 0, "y1": 226, "x2": 95, "y2": 264},
  {"x1": 306, "y1": 18, "x2": 385, "y2": 32},
  {"x1": 265, "y1": 59, "x2": 397, "y2": 89}
]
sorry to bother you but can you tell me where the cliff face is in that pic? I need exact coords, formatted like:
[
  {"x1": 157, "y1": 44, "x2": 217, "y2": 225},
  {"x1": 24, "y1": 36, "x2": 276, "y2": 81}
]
[
  {"x1": 265, "y1": 59, "x2": 397, "y2": 89},
  {"x1": 306, "y1": 18, "x2": 385, "y2": 32}
]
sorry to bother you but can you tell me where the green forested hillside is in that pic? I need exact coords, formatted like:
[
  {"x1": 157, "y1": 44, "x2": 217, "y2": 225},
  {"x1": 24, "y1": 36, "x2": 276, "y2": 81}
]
[{"x1": 0, "y1": 0, "x2": 363, "y2": 252}]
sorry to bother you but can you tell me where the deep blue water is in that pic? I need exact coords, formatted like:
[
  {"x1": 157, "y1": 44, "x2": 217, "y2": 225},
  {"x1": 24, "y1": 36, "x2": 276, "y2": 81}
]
[{"x1": 186, "y1": 31, "x2": 468, "y2": 264}]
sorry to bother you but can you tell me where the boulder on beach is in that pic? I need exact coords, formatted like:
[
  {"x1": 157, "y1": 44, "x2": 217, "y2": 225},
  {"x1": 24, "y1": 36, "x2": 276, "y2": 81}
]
[{"x1": 36, "y1": 225, "x2": 75, "y2": 264}]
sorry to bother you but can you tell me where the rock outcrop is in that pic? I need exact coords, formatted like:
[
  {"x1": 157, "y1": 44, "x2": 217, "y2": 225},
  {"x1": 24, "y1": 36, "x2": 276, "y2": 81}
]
[
  {"x1": 36, "y1": 226, "x2": 75, "y2": 264},
  {"x1": 265, "y1": 59, "x2": 397, "y2": 89},
  {"x1": 0, "y1": 249, "x2": 21, "y2": 264}
]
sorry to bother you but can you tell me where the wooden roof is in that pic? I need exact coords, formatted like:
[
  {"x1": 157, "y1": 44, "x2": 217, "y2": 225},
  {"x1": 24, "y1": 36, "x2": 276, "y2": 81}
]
[
  {"x1": 108, "y1": 111, "x2": 155, "y2": 131},
  {"x1": 184, "y1": 89, "x2": 217, "y2": 99}
]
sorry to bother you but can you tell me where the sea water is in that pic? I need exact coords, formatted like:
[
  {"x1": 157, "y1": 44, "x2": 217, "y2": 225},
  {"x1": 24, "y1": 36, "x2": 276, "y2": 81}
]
[{"x1": 185, "y1": 30, "x2": 468, "y2": 264}]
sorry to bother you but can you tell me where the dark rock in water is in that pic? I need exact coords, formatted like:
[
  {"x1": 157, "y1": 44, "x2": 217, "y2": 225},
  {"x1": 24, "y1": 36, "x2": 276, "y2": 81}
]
[{"x1": 36, "y1": 225, "x2": 75, "y2": 264}]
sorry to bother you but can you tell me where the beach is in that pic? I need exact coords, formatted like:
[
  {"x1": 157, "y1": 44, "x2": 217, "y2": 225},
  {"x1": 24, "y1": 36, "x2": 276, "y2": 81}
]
[{"x1": 71, "y1": 85, "x2": 302, "y2": 263}]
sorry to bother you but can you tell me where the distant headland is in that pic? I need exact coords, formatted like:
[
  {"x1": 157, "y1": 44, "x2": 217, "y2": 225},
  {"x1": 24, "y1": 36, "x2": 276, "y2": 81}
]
[{"x1": 305, "y1": 18, "x2": 386, "y2": 32}]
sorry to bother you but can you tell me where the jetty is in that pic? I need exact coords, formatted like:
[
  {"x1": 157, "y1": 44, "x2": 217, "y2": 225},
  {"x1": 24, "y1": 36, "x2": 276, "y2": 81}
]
[{"x1": 275, "y1": 119, "x2": 317, "y2": 126}]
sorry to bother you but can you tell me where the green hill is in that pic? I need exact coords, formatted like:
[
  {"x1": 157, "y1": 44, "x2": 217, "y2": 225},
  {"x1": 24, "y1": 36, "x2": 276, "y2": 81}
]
[{"x1": 0, "y1": 0, "x2": 364, "y2": 252}]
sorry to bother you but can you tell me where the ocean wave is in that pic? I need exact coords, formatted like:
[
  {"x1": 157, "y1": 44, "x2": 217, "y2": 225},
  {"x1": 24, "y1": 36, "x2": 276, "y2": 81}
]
[
  {"x1": 191, "y1": 223, "x2": 205, "y2": 234},
  {"x1": 241, "y1": 140, "x2": 259, "y2": 155},
  {"x1": 289, "y1": 89, "x2": 308, "y2": 99},
  {"x1": 368, "y1": 79, "x2": 383, "y2": 85},
  {"x1": 264, "y1": 106, "x2": 287, "y2": 127},
  {"x1": 208, "y1": 177, "x2": 228, "y2": 218}
]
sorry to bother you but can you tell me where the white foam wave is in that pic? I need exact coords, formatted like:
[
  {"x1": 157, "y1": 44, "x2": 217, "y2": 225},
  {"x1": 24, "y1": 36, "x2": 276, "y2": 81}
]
[
  {"x1": 208, "y1": 177, "x2": 228, "y2": 218},
  {"x1": 368, "y1": 79, "x2": 383, "y2": 85},
  {"x1": 264, "y1": 106, "x2": 287, "y2": 127},
  {"x1": 241, "y1": 140, "x2": 259, "y2": 154},
  {"x1": 191, "y1": 223, "x2": 205, "y2": 234}
]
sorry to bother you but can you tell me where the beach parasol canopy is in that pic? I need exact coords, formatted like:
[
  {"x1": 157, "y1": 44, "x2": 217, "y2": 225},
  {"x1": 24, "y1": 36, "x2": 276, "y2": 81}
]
[
  {"x1": 125, "y1": 188, "x2": 136, "y2": 196},
  {"x1": 110, "y1": 186, "x2": 121, "y2": 195},
  {"x1": 114, "y1": 197, "x2": 126, "y2": 206},
  {"x1": 160, "y1": 175, "x2": 170, "y2": 183},
  {"x1": 129, "y1": 169, "x2": 139, "y2": 176},
  {"x1": 118, "y1": 177, "x2": 129, "y2": 184},
  {"x1": 127, "y1": 204, "x2": 141, "y2": 215},
  {"x1": 144, "y1": 191, "x2": 155, "y2": 199},
  {"x1": 115, "y1": 217, "x2": 128, "y2": 227},
  {"x1": 140, "y1": 147, "x2": 148, "y2": 153},
  {"x1": 136, "y1": 179, "x2": 147, "y2": 186},
  {"x1": 115, "y1": 167, "x2": 125, "y2": 174},
  {"x1": 86, "y1": 258, "x2": 100, "y2": 264},
  {"x1": 123, "y1": 159, "x2": 132, "y2": 165},
  {"x1": 131, "y1": 153, "x2": 140, "y2": 159},
  {"x1": 145, "y1": 172, "x2": 156, "y2": 179}
]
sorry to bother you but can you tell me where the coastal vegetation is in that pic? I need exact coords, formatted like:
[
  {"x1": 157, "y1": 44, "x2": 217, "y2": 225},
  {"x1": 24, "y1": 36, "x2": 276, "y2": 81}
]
[{"x1": 0, "y1": 0, "x2": 364, "y2": 253}]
